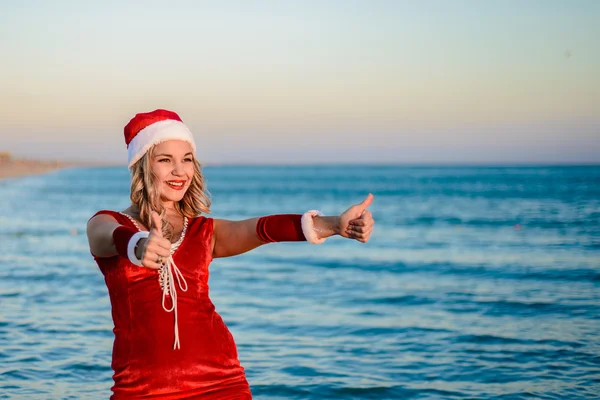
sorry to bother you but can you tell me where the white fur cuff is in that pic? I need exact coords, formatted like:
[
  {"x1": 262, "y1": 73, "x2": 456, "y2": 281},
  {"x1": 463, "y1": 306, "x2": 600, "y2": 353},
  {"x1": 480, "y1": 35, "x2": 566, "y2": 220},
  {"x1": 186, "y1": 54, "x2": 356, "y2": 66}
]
[
  {"x1": 127, "y1": 231, "x2": 150, "y2": 266},
  {"x1": 301, "y1": 210, "x2": 326, "y2": 244}
]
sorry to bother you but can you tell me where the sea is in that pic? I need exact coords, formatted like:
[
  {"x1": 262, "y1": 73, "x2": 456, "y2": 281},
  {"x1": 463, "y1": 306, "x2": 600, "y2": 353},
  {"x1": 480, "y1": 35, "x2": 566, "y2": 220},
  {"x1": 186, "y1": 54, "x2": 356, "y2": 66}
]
[{"x1": 0, "y1": 165, "x2": 599, "y2": 399}]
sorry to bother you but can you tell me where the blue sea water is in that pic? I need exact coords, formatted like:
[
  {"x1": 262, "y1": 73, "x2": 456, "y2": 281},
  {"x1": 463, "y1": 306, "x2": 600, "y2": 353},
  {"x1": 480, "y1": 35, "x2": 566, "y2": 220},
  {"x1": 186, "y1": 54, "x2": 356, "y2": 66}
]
[{"x1": 0, "y1": 165, "x2": 599, "y2": 399}]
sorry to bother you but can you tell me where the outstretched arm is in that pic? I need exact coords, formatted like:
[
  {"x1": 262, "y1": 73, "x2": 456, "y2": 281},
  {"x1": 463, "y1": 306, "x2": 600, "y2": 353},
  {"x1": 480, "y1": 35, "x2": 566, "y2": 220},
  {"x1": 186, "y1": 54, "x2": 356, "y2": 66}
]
[
  {"x1": 211, "y1": 194, "x2": 374, "y2": 258},
  {"x1": 211, "y1": 217, "x2": 264, "y2": 258}
]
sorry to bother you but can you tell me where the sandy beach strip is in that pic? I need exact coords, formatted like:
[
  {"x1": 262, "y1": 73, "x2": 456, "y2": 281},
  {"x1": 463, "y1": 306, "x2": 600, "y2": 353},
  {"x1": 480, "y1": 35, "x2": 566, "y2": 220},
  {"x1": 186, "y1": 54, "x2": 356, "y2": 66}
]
[{"x1": 0, "y1": 158, "x2": 78, "y2": 180}]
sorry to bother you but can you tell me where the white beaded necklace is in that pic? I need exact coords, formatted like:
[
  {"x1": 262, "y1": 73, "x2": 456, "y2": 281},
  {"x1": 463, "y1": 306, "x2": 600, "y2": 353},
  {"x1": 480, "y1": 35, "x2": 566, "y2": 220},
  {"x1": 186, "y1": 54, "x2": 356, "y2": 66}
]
[{"x1": 118, "y1": 212, "x2": 189, "y2": 350}]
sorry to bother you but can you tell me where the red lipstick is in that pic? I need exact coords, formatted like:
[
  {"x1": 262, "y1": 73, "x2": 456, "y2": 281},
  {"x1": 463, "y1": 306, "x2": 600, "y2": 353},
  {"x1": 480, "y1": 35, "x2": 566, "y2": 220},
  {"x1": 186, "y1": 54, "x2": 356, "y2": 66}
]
[{"x1": 165, "y1": 180, "x2": 186, "y2": 191}]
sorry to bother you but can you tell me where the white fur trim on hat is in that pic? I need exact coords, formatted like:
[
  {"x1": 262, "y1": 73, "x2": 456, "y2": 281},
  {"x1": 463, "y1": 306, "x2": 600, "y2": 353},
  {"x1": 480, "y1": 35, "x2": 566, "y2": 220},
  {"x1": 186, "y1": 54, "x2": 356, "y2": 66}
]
[{"x1": 128, "y1": 119, "x2": 196, "y2": 168}]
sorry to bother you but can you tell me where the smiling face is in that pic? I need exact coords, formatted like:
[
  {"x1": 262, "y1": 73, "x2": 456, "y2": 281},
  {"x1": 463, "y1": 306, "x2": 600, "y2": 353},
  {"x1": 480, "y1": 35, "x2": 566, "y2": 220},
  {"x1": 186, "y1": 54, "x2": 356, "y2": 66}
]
[{"x1": 150, "y1": 140, "x2": 195, "y2": 204}]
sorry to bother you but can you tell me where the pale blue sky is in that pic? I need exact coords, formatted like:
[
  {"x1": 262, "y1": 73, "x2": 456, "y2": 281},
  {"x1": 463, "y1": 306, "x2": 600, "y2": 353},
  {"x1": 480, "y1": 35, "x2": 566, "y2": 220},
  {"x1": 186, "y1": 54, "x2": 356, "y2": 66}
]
[{"x1": 1, "y1": 1, "x2": 598, "y2": 164}]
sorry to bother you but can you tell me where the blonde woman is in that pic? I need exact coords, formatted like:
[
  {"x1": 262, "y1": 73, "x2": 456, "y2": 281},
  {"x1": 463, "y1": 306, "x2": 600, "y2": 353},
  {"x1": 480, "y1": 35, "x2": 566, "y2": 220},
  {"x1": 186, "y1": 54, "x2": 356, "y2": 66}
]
[{"x1": 86, "y1": 109, "x2": 375, "y2": 399}]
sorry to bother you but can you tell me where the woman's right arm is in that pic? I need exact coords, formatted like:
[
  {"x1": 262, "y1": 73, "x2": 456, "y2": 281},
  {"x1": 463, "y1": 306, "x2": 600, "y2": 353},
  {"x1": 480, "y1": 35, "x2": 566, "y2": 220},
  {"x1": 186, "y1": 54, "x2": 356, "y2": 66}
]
[
  {"x1": 87, "y1": 212, "x2": 172, "y2": 268},
  {"x1": 86, "y1": 214, "x2": 121, "y2": 258}
]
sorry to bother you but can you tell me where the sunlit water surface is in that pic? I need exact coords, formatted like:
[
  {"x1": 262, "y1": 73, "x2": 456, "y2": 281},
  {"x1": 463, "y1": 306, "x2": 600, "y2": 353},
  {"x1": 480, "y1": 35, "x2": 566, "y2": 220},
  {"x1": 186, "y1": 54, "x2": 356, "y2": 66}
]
[{"x1": 1, "y1": 165, "x2": 599, "y2": 399}]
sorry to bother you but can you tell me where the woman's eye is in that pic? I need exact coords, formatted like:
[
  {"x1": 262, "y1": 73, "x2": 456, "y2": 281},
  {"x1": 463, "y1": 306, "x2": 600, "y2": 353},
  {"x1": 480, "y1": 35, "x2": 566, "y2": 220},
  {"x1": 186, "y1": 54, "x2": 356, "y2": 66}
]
[
  {"x1": 159, "y1": 159, "x2": 170, "y2": 162},
  {"x1": 184, "y1": 158, "x2": 193, "y2": 162}
]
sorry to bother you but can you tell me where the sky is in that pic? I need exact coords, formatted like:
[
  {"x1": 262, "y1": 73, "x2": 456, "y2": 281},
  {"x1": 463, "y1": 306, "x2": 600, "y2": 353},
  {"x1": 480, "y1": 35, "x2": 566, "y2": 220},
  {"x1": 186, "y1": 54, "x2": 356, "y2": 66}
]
[{"x1": 0, "y1": 0, "x2": 599, "y2": 164}]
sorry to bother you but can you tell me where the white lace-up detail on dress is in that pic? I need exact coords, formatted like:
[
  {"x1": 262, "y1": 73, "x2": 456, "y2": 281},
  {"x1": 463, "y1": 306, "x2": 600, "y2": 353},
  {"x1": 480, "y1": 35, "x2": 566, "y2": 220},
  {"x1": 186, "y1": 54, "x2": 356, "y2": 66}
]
[
  {"x1": 158, "y1": 217, "x2": 188, "y2": 349},
  {"x1": 119, "y1": 212, "x2": 189, "y2": 350}
]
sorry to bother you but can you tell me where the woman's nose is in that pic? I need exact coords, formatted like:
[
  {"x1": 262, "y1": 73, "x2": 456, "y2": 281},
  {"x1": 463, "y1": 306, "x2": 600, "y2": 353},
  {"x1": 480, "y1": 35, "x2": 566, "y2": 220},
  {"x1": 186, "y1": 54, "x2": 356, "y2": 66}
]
[{"x1": 171, "y1": 161, "x2": 185, "y2": 175}]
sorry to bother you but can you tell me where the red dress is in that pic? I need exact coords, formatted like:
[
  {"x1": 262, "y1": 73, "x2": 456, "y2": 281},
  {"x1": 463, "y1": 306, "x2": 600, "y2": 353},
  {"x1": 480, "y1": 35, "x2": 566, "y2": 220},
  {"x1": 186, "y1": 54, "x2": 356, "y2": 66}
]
[{"x1": 91, "y1": 210, "x2": 252, "y2": 399}]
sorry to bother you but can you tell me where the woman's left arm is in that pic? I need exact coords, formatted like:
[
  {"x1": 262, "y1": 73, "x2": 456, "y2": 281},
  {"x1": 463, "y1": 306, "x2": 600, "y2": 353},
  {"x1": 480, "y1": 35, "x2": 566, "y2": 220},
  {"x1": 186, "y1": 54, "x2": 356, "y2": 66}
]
[{"x1": 211, "y1": 194, "x2": 374, "y2": 258}]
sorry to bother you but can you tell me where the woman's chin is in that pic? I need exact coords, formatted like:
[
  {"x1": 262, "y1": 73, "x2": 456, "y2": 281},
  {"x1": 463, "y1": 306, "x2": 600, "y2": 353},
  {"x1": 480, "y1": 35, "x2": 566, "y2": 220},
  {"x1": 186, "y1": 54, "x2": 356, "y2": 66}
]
[{"x1": 160, "y1": 191, "x2": 187, "y2": 203}]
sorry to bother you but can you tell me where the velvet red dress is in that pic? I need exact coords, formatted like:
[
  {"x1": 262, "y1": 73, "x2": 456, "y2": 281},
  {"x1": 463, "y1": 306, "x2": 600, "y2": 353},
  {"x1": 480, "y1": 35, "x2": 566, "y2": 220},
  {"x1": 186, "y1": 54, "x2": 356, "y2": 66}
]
[{"x1": 91, "y1": 210, "x2": 252, "y2": 399}]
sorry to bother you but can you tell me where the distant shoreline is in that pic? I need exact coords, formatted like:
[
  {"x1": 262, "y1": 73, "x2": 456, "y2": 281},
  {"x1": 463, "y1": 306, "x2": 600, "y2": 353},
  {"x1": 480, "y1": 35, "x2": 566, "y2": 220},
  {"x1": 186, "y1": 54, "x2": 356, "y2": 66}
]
[{"x1": 0, "y1": 158, "x2": 85, "y2": 181}]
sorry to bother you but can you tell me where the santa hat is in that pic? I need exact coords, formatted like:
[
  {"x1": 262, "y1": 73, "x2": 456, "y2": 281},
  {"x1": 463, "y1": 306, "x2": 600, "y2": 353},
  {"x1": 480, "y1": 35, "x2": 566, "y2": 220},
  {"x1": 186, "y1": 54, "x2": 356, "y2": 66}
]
[{"x1": 124, "y1": 109, "x2": 196, "y2": 168}]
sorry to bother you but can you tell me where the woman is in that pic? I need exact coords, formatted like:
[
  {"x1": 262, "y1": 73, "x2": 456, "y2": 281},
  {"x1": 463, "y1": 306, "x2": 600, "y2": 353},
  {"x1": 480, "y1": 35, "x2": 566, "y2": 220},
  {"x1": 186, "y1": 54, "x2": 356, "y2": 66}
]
[{"x1": 87, "y1": 109, "x2": 375, "y2": 399}]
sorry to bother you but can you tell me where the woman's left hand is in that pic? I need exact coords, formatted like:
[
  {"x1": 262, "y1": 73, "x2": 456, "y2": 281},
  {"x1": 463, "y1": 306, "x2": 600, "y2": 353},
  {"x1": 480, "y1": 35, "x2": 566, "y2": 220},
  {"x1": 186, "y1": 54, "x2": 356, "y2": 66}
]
[{"x1": 339, "y1": 193, "x2": 375, "y2": 243}]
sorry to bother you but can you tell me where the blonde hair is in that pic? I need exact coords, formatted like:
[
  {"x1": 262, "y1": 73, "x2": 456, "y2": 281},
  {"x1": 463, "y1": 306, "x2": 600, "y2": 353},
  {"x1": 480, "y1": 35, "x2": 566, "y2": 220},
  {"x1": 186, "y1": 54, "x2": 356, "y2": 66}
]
[{"x1": 129, "y1": 145, "x2": 211, "y2": 240}]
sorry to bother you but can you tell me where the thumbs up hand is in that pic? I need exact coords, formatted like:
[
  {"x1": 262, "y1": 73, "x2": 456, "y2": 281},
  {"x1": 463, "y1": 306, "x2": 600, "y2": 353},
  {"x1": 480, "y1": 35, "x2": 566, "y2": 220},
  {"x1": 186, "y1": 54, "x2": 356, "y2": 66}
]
[
  {"x1": 339, "y1": 193, "x2": 375, "y2": 243},
  {"x1": 139, "y1": 211, "x2": 172, "y2": 269}
]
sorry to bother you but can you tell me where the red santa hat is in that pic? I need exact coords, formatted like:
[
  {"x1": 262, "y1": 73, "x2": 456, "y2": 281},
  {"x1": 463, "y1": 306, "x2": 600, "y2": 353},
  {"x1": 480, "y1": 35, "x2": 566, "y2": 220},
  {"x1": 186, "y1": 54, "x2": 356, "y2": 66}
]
[{"x1": 124, "y1": 109, "x2": 196, "y2": 168}]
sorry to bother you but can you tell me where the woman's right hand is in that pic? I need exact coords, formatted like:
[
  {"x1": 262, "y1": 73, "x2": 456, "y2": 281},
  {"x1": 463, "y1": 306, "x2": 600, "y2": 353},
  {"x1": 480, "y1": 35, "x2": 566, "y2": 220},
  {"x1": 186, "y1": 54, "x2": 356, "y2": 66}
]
[{"x1": 136, "y1": 211, "x2": 171, "y2": 269}]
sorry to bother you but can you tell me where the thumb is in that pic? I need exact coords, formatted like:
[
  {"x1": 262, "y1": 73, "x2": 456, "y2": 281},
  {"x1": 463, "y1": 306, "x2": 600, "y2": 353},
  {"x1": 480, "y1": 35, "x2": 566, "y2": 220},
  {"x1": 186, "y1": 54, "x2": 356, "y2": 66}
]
[
  {"x1": 150, "y1": 211, "x2": 163, "y2": 237},
  {"x1": 356, "y1": 193, "x2": 374, "y2": 212}
]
